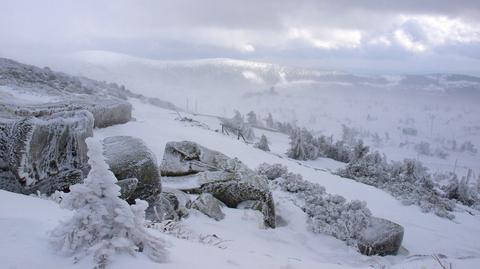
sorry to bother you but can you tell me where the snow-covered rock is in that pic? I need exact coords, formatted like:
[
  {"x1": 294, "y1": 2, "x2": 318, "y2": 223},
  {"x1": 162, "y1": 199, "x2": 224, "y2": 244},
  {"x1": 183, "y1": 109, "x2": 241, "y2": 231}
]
[
  {"x1": 191, "y1": 193, "x2": 226, "y2": 221},
  {"x1": 0, "y1": 57, "x2": 134, "y2": 128},
  {"x1": 102, "y1": 136, "x2": 162, "y2": 203},
  {"x1": 160, "y1": 141, "x2": 276, "y2": 228},
  {"x1": 357, "y1": 217, "x2": 404, "y2": 256},
  {"x1": 161, "y1": 141, "x2": 235, "y2": 176},
  {"x1": 117, "y1": 178, "x2": 139, "y2": 199},
  {"x1": 152, "y1": 191, "x2": 180, "y2": 221},
  {"x1": 0, "y1": 109, "x2": 94, "y2": 194}
]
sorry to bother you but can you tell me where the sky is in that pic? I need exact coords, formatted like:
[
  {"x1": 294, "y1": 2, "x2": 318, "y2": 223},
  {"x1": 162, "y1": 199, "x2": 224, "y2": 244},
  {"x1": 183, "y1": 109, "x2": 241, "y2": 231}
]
[{"x1": 1, "y1": 0, "x2": 480, "y2": 75}]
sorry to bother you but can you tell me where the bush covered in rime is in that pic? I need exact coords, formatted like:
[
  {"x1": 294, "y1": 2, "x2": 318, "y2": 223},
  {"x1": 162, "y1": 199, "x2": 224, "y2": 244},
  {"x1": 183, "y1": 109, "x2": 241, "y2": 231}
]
[
  {"x1": 256, "y1": 163, "x2": 288, "y2": 180},
  {"x1": 258, "y1": 163, "x2": 372, "y2": 245},
  {"x1": 338, "y1": 147, "x2": 457, "y2": 219},
  {"x1": 443, "y1": 169, "x2": 480, "y2": 209},
  {"x1": 50, "y1": 138, "x2": 168, "y2": 268}
]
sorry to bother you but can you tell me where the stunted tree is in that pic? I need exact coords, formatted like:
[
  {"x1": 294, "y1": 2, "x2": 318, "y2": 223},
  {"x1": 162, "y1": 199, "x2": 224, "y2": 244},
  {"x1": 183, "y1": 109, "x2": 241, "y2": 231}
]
[
  {"x1": 247, "y1": 111, "x2": 257, "y2": 126},
  {"x1": 266, "y1": 113, "x2": 274, "y2": 128},
  {"x1": 255, "y1": 134, "x2": 270, "y2": 152},
  {"x1": 351, "y1": 139, "x2": 369, "y2": 161},
  {"x1": 287, "y1": 128, "x2": 307, "y2": 160},
  {"x1": 50, "y1": 138, "x2": 168, "y2": 268},
  {"x1": 232, "y1": 110, "x2": 244, "y2": 124},
  {"x1": 221, "y1": 110, "x2": 255, "y2": 141}
]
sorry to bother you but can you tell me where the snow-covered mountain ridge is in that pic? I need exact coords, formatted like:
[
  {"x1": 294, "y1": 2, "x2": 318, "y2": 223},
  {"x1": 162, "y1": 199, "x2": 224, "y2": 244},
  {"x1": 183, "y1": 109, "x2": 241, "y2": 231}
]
[{"x1": 64, "y1": 50, "x2": 480, "y2": 96}]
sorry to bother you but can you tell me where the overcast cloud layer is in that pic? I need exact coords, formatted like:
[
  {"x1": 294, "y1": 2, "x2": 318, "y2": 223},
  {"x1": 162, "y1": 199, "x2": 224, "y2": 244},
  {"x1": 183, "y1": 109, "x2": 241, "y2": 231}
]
[{"x1": 1, "y1": 0, "x2": 480, "y2": 74}]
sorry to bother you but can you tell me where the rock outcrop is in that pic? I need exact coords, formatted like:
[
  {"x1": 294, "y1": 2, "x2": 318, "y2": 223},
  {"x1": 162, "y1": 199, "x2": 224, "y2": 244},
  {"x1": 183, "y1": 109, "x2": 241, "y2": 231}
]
[
  {"x1": 0, "y1": 58, "x2": 134, "y2": 128},
  {"x1": 357, "y1": 217, "x2": 404, "y2": 256},
  {"x1": 102, "y1": 136, "x2": 162, "y2": 203},
  {"x1": 160, "y1": 141, "x2": 276, "y2": 228},
  {"x1": 0, "y1": 110, "x2": 94, "y2": 194},
  {"x1": 191, "y1": 193, "x2": 226, "y2": 221}
]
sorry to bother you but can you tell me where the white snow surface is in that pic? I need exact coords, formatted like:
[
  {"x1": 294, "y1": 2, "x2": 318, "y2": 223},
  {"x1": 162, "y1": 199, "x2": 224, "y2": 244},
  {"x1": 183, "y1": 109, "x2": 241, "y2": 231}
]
[{"x1": 1, "y1": 99, "x2": 479, "y2": 268}]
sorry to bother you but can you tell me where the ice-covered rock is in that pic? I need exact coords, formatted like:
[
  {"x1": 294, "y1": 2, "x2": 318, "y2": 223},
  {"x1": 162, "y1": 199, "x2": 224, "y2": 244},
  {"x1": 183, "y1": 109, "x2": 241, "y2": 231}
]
[
  {"x1": 102, "y1": 136, "x2": 161, "y2": 203},
  {"x1": 191, "y1": 193, "x2": 226, "y2": 221},
  {"x1": 160, "y1": 141, "x2": 276, "y2": 228},
  {"x1": 162, "y1": 187, "x2": 192, "y2": 209},
  {"x1": 357, "y1": 217, "x2": 404, "y2": 256},
  {"x1": 0, "y1": 109, "x2": 94, "y2": 194},
  {"x1": 237, "y1": 200, "x2": 264, "y2": 211},
  {"x1": 199, "y1": 179, "x2": 275, "y2": 227},
  {"x1": 2, "y1": 98, "x2": 132, "y2": 128},
  {"x1": 0, "y1": 57, "x2": 132, "y2": 128},
  {"x1": 117, "y1": 177, "x2": 139, "y2": 199},
  {"x1": 150, "y1": 192, "x2": 180, "y2": 221},
  {"x1": 161, "y1": 141, "x2": 236, "y2": 176}
]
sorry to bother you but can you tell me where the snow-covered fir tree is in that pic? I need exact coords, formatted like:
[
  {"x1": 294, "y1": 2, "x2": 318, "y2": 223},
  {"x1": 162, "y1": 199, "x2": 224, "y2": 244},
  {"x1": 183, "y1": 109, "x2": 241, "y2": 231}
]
[
  {"x1": 50, "y1": 138, "x2": 168, "y2": 269},
  {"x1": 254, "y1": 134, "x2": 270, "y2": 151},
  {"x1": 287, "y1": 128, "x2": 307, "y2": 160},
  {"x1": 221, "y1": 111, "x2": 255, "y2": 140},
  {"x1": 287, "y1": 128, "x2": 318, "y2": 160},
  {"x1": 265, "y1": 113, "x2": 274, "y2": 128},
  {"x1": 247, "y1": 111, "x2": 257, "y2": 126}
]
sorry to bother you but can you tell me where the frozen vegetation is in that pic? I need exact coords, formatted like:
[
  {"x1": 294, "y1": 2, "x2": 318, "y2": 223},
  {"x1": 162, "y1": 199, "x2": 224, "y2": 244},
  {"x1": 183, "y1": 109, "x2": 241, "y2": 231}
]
[
  {"x1": 50, "y1": 138, "x2": 168, "y2": 268},
  {"x1": 1, "y1": 56, "x2": 480, "y2": 269},
  {"x1": 257, "y1": 163, "x2": 372, "y2": 245}
]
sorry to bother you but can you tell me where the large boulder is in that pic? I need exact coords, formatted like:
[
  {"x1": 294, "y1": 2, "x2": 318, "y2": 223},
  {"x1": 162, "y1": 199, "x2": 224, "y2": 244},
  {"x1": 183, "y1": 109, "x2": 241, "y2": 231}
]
[
  {"x1": 102, "y1": 136, "x2": 161, "y2": 203},
  {"x1": 161, "y1": 141, "x2": 235, "y2": 176},
  {"x1": 5, "y1": 99, "x2": 132, "y2": 128},
  {"x1": 357, "y1": 217, "x2": 404, "y2": 256},
  {"x1": 0, "y1": 57, "x2": 132, "y2": 128},
  {"x1": 191, "y1": 193, "x2": 226, "y2": 221},
  {"x1": 160, "y1": 141, "x2": 276, "y2": 228},
  {"x1": 0, "y1": 109, "x2": 94, "y2": 194}
]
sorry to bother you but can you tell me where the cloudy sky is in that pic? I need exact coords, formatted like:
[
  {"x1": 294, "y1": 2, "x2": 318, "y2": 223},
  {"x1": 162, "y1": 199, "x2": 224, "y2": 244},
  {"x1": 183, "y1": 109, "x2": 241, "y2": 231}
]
[{"x1": 1, "y1": 0, "x2": 480, "y2": 74}]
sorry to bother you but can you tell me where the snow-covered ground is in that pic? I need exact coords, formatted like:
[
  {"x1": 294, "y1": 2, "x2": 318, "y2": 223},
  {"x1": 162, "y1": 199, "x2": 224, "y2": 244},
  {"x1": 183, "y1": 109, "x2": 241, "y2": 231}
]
[{"x1": 2, "y1": 99, "x2": 478, "y2": 268}]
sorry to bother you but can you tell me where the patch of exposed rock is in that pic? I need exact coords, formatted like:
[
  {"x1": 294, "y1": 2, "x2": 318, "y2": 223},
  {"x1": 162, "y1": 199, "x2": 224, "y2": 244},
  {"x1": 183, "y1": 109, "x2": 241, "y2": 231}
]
[
  {"x1": 358, "y1": 217, "x2": 404, "y2": 256},
  {"x1": 160, "y1": 141, "x2": 276, "y2": 228}
]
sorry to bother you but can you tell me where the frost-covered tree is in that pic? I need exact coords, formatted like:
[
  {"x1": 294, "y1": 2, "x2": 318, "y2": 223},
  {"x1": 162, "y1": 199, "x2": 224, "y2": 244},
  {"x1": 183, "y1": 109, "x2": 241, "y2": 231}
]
[
  {"x1": 341, "y1": 124, "x2": 359, "y2": 146},
  {"x1": 265, "y1": 113, "x2": 274, "y2": 128},
  {"x1": 221, "y1": 111, "x2": 255, "y2": 141},
  {"x1": 50, "y1": 138, "x2": 168, "y2": 268},
  {"x1": 254, "y1": 134, "x2": 270, "y2": 152},
  {"x1": 445, "y1": 169, "x2": 480, "y2": 207},
  {"x1": 459, "y1": 141, "x2": 478, "y2": 154},
  {"x1": 276, "y1": 121, "x2": 294, "y2": 135},
  {"x1": 286, "y1": 128, "x2": 319, "y2": 160},
  {"x1": 350, "y1": 139, "x2": 369, "y2": 161},
  {"x1": 256, "y1": 163, "x2": 288, "y2": 180},
  {"x1": 232, "y1": 110, "x2": 244, "y2": 124},
  {"x1": 247, "y1": 111, "x2": 257, "y2": 126}
]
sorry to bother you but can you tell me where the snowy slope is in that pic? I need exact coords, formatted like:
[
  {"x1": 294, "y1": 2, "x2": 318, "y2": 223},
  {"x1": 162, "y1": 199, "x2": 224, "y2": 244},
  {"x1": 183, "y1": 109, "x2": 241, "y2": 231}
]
[
  {"x1": 96, "y1": 100, "x2": 480, "y2": 268},
  {"x1": 1, "y1": 99, "x2": 480, "y2": 268}
]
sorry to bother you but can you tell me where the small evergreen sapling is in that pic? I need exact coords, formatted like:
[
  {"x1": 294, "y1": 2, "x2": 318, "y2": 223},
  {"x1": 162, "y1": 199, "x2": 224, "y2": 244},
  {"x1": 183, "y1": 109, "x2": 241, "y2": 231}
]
[
  {"x1": 254, "y1": 134, "x2": 270, "y2": 151},
  {"x1": 50, "y1": 138, "x2": 168, "y2": 268}
]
